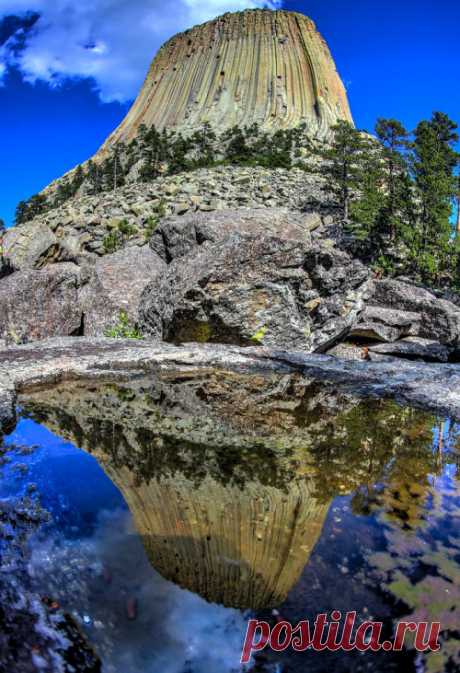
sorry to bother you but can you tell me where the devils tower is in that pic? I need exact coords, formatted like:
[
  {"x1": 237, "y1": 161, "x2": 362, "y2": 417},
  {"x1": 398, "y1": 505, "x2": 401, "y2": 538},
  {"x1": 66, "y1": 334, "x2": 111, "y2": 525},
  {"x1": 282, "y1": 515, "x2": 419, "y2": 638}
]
[{"x1": 101, "y1": 9, "x2": 353, "y2": 152}]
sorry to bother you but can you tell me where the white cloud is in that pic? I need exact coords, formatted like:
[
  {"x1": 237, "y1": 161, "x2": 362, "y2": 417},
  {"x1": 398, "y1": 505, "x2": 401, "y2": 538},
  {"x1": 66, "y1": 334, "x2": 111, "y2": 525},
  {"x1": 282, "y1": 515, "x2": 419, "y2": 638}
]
[{"x1": 0, "y1": 0, "x2": 282, "y2": 103}]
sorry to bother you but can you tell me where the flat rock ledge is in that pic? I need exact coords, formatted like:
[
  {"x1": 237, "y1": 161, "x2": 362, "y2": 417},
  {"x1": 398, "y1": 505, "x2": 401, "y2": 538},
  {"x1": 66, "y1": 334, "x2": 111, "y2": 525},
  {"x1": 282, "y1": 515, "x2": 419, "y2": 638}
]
[{"x1": 1, "y1": 338, "x2": 460, "y2": 433}]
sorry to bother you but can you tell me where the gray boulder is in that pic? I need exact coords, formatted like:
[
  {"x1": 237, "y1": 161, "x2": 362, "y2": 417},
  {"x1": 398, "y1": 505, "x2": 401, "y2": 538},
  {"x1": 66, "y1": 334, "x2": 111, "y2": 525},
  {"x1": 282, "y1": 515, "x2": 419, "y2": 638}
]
[
  {"x1": 150, "y1": 208, "x2": 316, "y2": 263},
  {"x1": 139, "y1": 233, "x2": 371, "y2": 352},
  {"x1": 0, "y1": 263, "x2": 82, "y2": 344},
  {"x1": 2, "y1": 221, "x2": 69, "y2": 270},
  {"x1": 352, "y1": 279, "x2": 460, "y2": 347},
  {"x1": 368, "y1": 337, "x2": 451, "y2": 363},
  {"x1": 79, "y1": 245, "x2": 165, "y2": 335}
]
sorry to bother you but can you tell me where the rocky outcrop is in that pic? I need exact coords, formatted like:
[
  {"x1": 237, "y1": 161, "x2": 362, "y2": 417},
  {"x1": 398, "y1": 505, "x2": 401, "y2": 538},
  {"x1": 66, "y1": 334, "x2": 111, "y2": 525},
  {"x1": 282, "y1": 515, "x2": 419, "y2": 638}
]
[
  {"x1": 78, "y1": 246, "x2": 165, "y2": 336},
  {"x1": 100, "y1": 9, "x2": 352, "y2": 153},
  {"x1": 139, "y1": 233, "x2": 371, "y2": 351},
  {"x1": 0, "y1": 263, "x2": 82, "y2": 344},
  {"x1": 10, "y1": 166, "x2": 327, "y2": 263},
  {"x1": 0, "y1": 245, "x2": 163, "y2": 342},
  {"x1": 368, "y1": 337, "x2": 451, "y2": 363}
]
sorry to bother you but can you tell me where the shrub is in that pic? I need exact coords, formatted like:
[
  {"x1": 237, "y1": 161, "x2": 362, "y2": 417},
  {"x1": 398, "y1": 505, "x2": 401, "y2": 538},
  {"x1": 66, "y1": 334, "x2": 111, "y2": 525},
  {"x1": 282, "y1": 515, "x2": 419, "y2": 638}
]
[{"x1": 104, "y1": 311, "x2": 143, "y2": 339}]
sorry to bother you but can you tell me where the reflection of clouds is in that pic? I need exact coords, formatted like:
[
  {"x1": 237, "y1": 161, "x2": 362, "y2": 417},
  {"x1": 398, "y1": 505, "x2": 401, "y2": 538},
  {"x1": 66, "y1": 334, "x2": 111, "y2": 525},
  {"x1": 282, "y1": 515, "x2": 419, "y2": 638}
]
[{"x1": 28, "y1": 509, "x2": 251, "y2": 673}]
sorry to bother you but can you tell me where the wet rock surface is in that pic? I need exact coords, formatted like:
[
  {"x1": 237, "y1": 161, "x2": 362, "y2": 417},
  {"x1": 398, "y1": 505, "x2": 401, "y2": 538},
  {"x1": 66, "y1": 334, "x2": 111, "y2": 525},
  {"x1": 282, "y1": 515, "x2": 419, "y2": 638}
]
[{"x1": 1, "y1": 338, "x2": 460, "y2": 438}]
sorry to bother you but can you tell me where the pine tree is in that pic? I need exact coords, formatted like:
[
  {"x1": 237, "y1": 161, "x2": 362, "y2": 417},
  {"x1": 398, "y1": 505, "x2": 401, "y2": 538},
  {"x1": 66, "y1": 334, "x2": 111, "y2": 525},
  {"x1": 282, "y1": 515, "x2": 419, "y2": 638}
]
[
  {"x1": 454, "y1": 171, "x2": 460, "y2": 239},
  {"x1": 86, "y1": 159, "x2": 103, "y2": 195},
  {"x1": 224, "y1": 126, "x2": 250, "y2": 163},
  {"x1": 140, "y1": 125, "x2": 164, "y2": 180},
  {"x1": 318, "y1": 121, "x2": 368, "y2": 221},
  {"x1": 71, "y1": 164, "x2": 85, "y2": 195},
  {"x1": 411, "y1": 112, "x2": 459, "y2": 281},
  {"x1": 375, "y1": 118, "x2": 411, "y2": 241},
  {"x1": 15, "y1": 201, "x2": 29, "y2": 225},
  {"x1": 348, "y1": 137, "x2": 384, "y2": 244},
  {"x1": 25, "y1": 194, "x2": 49, "y2": 219},
  {"x1": 190, "y1": 122, "x2": 216, "y2": 166},
  {"x1": 169, "y1": 133, "x2": 191, "y2": 174}
]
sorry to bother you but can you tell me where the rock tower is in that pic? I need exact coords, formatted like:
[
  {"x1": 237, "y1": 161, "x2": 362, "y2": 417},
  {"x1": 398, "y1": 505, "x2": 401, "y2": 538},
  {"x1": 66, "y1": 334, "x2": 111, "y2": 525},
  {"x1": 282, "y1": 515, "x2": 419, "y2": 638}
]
[{"x1": 101, "y1": 9, "x2": 353, "y2": 151}]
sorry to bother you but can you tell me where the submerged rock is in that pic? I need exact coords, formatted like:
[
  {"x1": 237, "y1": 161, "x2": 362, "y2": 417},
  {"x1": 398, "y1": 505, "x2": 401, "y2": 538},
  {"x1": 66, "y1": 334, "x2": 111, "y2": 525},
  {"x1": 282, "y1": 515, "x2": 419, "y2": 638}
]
[{"x1": 1, "y1": 338, "x2": 460, "y2": 434}]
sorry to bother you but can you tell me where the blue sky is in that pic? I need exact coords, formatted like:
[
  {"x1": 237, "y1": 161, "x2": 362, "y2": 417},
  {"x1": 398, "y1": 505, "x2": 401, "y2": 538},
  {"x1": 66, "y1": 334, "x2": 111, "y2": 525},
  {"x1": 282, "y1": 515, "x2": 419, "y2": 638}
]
[{"x1": 1, "y1": 0, "x2": 459, "y2": 227}]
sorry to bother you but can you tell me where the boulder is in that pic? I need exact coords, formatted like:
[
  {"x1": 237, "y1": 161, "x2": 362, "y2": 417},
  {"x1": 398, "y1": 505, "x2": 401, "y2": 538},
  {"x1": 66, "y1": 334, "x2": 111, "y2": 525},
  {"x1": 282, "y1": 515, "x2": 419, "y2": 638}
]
[
  {"x1": 2, "y1": 221, "x2": 69, "y2": 270},
  {"x1": 0, "y1": 263, "x2": 82, "y2": 344},
  {"x1": 368, "y1": 337, "x2": 451, "y2": 363},
  {"x1": 79, "y1": 245, "x2": 165, "y2": 335},
  {"x1": 352, "y1": 279, "x2": 460, "y2": 347},
  {"x1": 150, "y1": 208, "x2": 315, "y2": 263},
  {"x1": 139, "y1": 233, "x2": 371, "y2": 352},
  {"x1": 350, "y1": 305, "x2": 421, "y2": 342}
]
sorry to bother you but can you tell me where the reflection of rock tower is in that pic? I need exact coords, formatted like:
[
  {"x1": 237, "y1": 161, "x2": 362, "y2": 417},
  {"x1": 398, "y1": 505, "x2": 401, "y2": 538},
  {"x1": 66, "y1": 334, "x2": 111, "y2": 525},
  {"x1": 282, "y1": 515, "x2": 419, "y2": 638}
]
[
  {"x1": 21, "y1": 371, "x2": 334, "y2": 609},
  {"x1": 99, "y1": 467, "x2": 329, "y2": 609},
  {"x1": 99, "y1": 9, "x2": 353, "y2": 154},
  {"x1": 22, "y1": 371, "x2": 436, "y2": 607}
]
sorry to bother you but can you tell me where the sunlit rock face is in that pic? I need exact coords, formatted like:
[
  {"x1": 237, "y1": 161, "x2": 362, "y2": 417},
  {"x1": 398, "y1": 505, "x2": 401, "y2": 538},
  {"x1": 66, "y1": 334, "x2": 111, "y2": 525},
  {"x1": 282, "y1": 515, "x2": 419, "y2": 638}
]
[
  {"x1": 20, "y1": 370, "x2": 437, "y2": 609},
  {"x1": 101, "y1": 9, "x2": 353, "y2": 151}
]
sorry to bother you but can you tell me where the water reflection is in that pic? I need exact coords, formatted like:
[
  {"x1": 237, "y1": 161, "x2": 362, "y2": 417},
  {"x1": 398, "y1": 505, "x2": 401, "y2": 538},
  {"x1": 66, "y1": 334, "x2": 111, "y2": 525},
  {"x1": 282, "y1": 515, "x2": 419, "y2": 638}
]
[{"x1": 19, "y1": 368, "x2": 454, "y2": 615}]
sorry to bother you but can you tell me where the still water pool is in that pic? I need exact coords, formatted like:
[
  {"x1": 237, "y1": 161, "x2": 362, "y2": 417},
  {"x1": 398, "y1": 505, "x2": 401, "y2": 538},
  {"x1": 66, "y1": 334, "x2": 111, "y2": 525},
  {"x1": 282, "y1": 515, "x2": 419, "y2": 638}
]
[{"x1": 1, "y1": 368, "x2": 460, "y2": 673}]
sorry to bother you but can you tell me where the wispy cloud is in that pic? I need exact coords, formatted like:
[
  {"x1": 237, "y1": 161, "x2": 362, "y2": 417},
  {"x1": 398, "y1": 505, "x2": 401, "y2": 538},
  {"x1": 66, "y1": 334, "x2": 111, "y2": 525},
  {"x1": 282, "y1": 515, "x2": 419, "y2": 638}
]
[{"x1": 0, "y1": 0, "x2": 282, "y2": 103}]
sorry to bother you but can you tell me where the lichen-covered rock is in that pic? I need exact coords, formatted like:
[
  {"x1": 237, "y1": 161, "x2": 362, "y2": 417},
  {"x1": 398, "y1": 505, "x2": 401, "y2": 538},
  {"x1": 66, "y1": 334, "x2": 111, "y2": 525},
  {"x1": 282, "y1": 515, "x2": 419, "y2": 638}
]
[
  {"x1": 79, "y1": 246, "x2": 165, "y2": 335},
  {"x1": 0, "y1": 263, "x2": 82, "y2": 344},
  {"x1": 150, "y1": 208, "x2": 318, "y2": 262},
  {"x1": 139, "y1": 233, "x2": 371, "y2": 351}
]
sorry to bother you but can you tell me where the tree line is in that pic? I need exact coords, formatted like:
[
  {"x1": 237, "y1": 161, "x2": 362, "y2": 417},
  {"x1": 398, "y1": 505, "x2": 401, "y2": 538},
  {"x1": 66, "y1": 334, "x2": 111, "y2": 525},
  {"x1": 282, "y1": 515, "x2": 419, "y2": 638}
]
[{"x1": 14, "y1": 113, "x2": 460, "y2": 287}]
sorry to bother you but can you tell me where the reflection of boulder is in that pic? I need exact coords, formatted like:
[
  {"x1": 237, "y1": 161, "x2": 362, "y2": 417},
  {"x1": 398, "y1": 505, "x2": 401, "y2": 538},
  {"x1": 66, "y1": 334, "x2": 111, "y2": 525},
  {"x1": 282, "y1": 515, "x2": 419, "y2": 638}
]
[{"x1": 20, "y1": 368, "x2": 438, "y2": 607}]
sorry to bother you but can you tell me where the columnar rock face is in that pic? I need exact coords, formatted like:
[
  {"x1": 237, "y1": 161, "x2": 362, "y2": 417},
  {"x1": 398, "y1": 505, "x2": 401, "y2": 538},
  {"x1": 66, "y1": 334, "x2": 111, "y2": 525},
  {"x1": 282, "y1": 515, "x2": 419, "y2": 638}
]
[{"x1": 101, "y1": 9, "x2": 352, "y2": 151}]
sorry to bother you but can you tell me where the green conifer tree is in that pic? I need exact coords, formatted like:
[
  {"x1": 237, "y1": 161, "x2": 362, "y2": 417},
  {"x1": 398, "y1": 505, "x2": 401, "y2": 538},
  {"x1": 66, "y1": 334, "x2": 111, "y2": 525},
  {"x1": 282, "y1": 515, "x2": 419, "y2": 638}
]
[
  {"x1": 318, "y1": 121, "x2": 368, "y2": 221},
  {"x1": 375, "y1": 118, "x2": 412, "y2": 242},
  {"x1": 411, "y1": 112, "x2": 459, "y2": 281}
]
